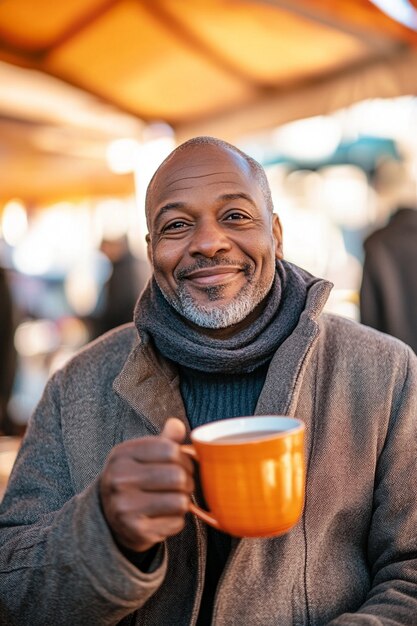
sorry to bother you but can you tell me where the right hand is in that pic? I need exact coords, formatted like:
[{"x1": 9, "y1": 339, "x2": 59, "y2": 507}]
[{"x1": 99, "y1": 417, "x2": 195, "y2": 553}]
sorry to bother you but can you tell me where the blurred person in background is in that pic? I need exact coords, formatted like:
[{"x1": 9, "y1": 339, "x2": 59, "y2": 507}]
[
  {"x1": 360, "y1": 204, "x2": 417, "y2": 352},
  {"x1": 360, "y1": 160, "x2": 417, "y2": 352},
  {"x1": 88, "y1": 235, "x2": 150, "y2": 339},
  {"x1": 0, "y1": 266, "x2": 17, "y2": 436},
  {"x1": 0, "y1": 137, "x2": 417, "y2": 625}
]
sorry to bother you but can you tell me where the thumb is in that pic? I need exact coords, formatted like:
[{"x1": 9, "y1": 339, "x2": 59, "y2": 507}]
[{"x1": 161, "y1": 417, "x2": 187, "y2": 443}]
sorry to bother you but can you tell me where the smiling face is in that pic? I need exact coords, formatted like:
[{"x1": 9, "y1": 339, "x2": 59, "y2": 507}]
[{"x1": 146, "y1": 142, "x2": 283, "y2": 336}]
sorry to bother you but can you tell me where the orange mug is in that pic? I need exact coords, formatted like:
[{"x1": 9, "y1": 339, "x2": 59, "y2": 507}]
[{"x1": 182, "y1": 415, "x2": 305, "y2": 538}]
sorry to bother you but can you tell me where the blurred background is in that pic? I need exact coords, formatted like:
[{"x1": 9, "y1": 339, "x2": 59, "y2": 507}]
[{"x1": 2, "y1": 0, "x2": 417, "y2": 447}]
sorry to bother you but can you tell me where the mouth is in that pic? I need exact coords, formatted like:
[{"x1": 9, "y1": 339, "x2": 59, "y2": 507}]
[{"x1": 182, "y1": 266, "x2": 242, "y2": 286}]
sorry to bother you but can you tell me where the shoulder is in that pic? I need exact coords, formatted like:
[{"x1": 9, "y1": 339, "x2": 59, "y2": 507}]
[
  {"x1": 362, "y1": 218, "x2": 400, "y2": 253},
  {"x1": 51, "y1": 323, "x2": 138, "y2": 394},
  {"x1": 313, "y1": 314, "x2": 417, "y2": 412},
  {"x1": 318, "y1": 313, "x2": 413, "y2": 367}
]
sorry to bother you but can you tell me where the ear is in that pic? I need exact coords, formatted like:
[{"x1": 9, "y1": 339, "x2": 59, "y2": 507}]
[
  {"x1": 145, "y1": 233, "x2": 153, "y2": 265},
  {"x1": 272, "y1": 214, "x2": 284, "y2": 260}
]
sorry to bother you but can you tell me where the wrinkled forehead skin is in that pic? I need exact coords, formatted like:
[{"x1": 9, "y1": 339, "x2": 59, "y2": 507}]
[{"x1": 145, "y1": 143, "x2": 265, "y2": 227}]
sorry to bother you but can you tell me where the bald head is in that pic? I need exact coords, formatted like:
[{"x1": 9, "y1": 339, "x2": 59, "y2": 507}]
[
  {"x1": 145, "y1": 136, "x2": 274, "y2": 225},
  {"x1": 144, "y1": 135, "x2": 283, "y2": 333}
]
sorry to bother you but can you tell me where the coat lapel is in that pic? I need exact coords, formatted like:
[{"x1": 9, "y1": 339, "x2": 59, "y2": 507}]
[{"x1": 113, "y1": 334, "x2": 189, "y2": 437}]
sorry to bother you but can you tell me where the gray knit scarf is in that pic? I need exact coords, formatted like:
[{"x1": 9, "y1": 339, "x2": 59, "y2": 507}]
[{"x1": 135, "y1": 260, "x2": 316, "y2": 374}]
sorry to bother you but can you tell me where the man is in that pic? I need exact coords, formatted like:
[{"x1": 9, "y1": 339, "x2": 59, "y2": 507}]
[
  {"x1": 0, "y1": 266, "x2": 17, "y2": 435},
  {"x1": 88, "y1": 235, "x2": 150, "y2": 339},
  {"x1": 360, "y1": 205, "x2": 417, "y2": 353},
  {"x1": 0, "y1": 137, "x2": 417, "y2": 625}
]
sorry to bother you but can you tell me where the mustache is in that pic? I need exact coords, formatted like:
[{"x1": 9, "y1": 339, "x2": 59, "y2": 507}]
[{"x1": 176, "y1": 257, "x2": 253, "y2": 280}]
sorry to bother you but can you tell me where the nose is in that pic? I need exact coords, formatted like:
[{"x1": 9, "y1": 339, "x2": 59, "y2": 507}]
[{"x1": 188, "y1": 219, "x2": 232, "y2": 258}]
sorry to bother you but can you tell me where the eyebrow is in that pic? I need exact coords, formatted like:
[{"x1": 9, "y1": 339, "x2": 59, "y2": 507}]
[
  {"x1": 154, "y1": 192, "x2": 257, "y2": 225},
  {"x1": 154, "y1": 202, "x2": 187, "y2": 226},
  {"x1": 219, "y1": 192, "x2": 257, "y2": 208}
]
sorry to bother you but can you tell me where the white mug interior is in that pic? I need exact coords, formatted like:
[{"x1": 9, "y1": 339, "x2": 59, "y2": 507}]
[{"x1": 191, "y1": 415, "x2": 303, "y2": 444}]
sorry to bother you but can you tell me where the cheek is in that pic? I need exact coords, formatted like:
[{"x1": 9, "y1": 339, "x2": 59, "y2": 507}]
[
  {"x1": 151, "y1": 242, "x2": 182, "y2": 281},
  {"x1": 251, "y1": 235, "x2": 276, "y2": 263},
  {"x1": 256, "y1": 238, "x2": 277, "y2": 278}
]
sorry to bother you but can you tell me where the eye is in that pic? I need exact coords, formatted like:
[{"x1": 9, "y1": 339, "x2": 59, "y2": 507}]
[
  {"x1": 224, "y1": 211, "x2": 250, "y2": 221},
  {"x1": 162, "y1": 219, "x2": 189, "y2": 232}
]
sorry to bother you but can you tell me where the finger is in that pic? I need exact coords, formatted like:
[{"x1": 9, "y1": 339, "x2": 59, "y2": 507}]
[
  {"x1": 120, "y1": 515, "x2": 188, "y2": 552},
  {"x1": 110, "y1": 437, "x2": 186, "y2": 465},
  {"x1": 139, "y1": 464, "x2": 195, "y2": 493},
  {"x1": 119, "y1": 491, "x2": 191, "y2": 518},
  {"x1": 109, "y1": 461, "x2": 195, "y2": 493},
  {"x1": 161, "y1": 417, "x2": 187, "y2": 443},
  {"x1": 136, "y1": 515, "x2": 188, "y2": 540}
]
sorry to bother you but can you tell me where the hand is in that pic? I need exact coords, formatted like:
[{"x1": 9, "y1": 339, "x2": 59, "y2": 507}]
[{"x1": 99, "y1": 418, "x2": 195, "y2": 553}]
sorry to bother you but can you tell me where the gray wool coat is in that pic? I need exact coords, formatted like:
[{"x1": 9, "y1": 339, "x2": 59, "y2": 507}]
[{"x1": 1, "y1": 279, "x2": 417, "y2": 625}]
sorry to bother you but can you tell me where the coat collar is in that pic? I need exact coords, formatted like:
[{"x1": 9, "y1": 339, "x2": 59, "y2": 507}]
[{"x1": 256, "y1": 278, "x2": 332, "y2": 417}]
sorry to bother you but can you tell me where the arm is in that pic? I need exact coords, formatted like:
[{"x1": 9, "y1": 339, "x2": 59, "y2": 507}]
[
  {"x1": 328, "y1": 346, "x2": 417, "y2": 624},
  {"x1": 0, "y1": 376, "x2": 191, "y2": 625}
]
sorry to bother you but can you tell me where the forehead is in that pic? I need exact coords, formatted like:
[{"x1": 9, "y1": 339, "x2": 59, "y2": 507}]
[{"x1": 148, "y1": 145, "x2": 263, "y2": 216}]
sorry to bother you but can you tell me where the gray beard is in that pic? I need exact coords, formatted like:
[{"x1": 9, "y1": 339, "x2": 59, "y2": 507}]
[{"x1": 157, "y1": 271, "x2": 274, "y2": 329}]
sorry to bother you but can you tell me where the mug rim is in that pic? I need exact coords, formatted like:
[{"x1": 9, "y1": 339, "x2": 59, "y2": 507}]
[{"x1": 190, "y1": 415, "x2": 304, "y2": 445}]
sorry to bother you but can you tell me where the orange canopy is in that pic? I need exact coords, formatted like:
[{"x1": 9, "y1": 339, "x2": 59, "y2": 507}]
[{"x1": 1, "y1": 0, "x2": 417, "y2": 202}]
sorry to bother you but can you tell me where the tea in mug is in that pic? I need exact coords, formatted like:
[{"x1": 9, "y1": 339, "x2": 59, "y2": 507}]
[{"x1": 213, "y1": 430, "x2": 279, "y2": 443}]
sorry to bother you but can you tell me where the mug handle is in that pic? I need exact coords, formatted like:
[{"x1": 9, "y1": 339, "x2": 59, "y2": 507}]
[{"x1": 181, "y1": 445, "x2": 221, "y2": 531}]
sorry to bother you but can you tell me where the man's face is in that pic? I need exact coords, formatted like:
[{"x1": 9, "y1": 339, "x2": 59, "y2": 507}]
[{"x1": 146, "y1": 144, "x2": 283, "y2": 335}]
